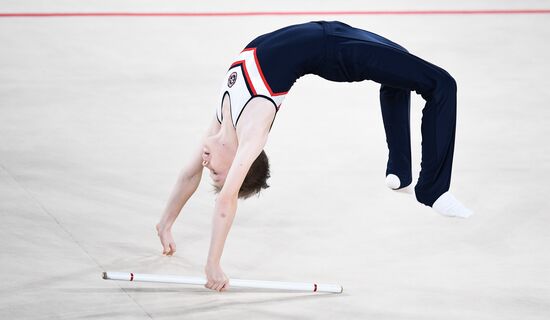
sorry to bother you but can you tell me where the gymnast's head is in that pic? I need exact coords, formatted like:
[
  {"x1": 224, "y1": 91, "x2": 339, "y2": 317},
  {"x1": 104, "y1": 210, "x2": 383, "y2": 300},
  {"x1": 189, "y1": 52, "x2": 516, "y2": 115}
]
[{"x1": 202, "y1": 137, "x2": 270, "y2": 199}]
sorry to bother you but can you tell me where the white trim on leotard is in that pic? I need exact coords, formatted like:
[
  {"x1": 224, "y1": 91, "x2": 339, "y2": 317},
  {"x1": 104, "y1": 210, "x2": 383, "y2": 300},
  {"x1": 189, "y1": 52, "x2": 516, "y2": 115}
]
[{"x1": 216, "y1": 48, "x2": 287, "y2": 127}]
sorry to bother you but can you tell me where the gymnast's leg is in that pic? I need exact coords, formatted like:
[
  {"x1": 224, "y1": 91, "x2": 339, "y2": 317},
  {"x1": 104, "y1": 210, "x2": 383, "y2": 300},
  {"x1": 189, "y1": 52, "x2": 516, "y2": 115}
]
[
  {"x1": 333, "y1": 39, "x2": 473, "y2": 217},
  {"x1": 379, "y1": 85, "x2": 413, "y2": 190}
]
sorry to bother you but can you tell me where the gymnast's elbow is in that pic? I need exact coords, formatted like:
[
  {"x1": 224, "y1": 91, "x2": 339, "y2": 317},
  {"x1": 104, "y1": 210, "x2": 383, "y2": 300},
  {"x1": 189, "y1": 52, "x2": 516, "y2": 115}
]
[{"x1": 215, "y1": 195, "x2": 237, "y2": 215}]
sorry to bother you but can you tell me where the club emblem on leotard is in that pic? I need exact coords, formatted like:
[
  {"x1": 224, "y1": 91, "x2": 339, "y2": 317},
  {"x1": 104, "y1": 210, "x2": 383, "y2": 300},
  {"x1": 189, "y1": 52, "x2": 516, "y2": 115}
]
[{"x1": 227, "y1": 72, "x2": 237, "y2": 88}]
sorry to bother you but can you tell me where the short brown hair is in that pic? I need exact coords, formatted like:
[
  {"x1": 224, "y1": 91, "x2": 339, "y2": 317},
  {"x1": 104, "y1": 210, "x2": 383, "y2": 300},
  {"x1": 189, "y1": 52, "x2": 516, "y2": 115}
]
[{"x1": 214, "y1": 150, "x2": 270, "y2": 199}]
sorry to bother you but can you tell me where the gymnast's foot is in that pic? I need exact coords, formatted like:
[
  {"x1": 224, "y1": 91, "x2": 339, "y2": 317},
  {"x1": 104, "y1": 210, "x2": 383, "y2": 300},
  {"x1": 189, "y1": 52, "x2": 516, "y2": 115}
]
[
  {"x1": 385, "y1": 174, "x2": 412, "y2": 191},
  {"x1": 432, "y1": 191, "x2": 473, "y2": 218},
  {"x1": 385, "y1": 174, "x2": 401, "y2": 189}
]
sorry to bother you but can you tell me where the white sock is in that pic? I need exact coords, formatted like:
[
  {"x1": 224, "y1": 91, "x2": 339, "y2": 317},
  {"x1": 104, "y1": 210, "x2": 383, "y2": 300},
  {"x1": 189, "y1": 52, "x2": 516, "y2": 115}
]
[
  {"x1": 432, "y1": 191, "x2": 473, "y2": 218},
  {"x1": 385, "y1": 174, "x2": 401, "y2": 190}
]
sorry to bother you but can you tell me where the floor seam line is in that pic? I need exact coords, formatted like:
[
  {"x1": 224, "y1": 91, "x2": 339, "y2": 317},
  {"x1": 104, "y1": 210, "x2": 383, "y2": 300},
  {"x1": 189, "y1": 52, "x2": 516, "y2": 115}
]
[{"x1": 0, "y1": 163, "x2": 154, "y2": 319}]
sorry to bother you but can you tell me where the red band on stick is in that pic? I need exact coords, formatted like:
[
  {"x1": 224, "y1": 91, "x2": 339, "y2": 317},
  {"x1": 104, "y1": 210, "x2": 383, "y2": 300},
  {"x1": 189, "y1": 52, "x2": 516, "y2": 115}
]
[
  {"x1": 130, "y1": 273, "x2": 134, "y2": 281},
  {"x1": 314, "y1": 284, "x2": 318, "y2": 292}
]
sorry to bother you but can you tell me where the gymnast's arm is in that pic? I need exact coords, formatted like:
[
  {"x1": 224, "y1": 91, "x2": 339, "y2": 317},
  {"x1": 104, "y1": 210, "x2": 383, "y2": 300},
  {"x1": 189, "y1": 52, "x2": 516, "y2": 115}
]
[
  {"x1": 156, "y1": 116, "x2": 221, "y2": 255},
  {"x1": 204, "y1": 98, "x2": 274, "y2": 291}
]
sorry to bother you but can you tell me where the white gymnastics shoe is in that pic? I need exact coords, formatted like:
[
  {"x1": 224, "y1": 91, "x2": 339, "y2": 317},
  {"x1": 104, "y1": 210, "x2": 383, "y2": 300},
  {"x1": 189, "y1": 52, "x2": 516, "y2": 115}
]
[
  {"x1": 385, "y1": 174, "x2": 401, "y2": 190},
  {"x1": 432, "y1": 191, "x2": 473, "y2": 218}
]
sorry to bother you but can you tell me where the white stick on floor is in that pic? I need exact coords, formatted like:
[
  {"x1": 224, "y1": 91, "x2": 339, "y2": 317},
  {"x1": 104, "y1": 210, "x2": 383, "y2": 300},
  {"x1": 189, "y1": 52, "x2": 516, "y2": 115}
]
[{"x1": 102, "y1": 271, "x2": 343, "y2": 293}]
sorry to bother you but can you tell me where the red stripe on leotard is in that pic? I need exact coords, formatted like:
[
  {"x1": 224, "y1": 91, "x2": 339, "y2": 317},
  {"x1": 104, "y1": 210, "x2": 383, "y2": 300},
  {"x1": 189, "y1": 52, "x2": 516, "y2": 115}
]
[
  {"x1": 230, "y1": 60, "x2": 257, "y2": 95},
  {"x1": 242, "y1": 47, "x2": 288, "y2": 96}
]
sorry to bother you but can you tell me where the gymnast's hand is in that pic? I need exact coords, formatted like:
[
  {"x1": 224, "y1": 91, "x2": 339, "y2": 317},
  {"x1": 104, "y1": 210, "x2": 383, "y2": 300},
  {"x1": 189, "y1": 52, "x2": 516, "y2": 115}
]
[
  {"x1": 205, "y1": 263, "x2": 229, "y2": 292},
  {"x1": 156, "y1": 223, "x2": 177, "y2": 256}
]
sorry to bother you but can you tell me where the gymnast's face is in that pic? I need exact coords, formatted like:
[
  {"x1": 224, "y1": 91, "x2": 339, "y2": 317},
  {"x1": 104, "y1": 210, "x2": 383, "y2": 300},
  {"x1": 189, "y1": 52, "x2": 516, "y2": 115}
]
[{"x1": 202, "y1": 134, "x2": 237, "y2": 188}]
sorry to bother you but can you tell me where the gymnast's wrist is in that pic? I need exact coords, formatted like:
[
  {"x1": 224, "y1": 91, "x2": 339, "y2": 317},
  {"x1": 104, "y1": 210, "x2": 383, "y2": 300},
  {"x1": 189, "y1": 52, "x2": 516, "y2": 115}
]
[
  {"x1": 156, "y1": 220, "x2": 172, "y2": 232},
  {"x1": 206, "y1": 255, "x2": 221, "y2": 266}
]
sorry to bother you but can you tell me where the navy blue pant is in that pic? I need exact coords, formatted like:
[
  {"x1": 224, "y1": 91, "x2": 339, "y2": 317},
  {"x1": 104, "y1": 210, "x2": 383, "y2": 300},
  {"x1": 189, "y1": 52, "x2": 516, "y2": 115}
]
[{"x1": 318, "y1": 22, "x2": 457, "y2": 207}]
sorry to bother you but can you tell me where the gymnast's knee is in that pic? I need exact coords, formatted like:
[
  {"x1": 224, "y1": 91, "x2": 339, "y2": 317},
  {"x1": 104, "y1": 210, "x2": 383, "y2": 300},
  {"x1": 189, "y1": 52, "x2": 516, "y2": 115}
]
[
  {"x1": 426, "y1": 71, "x2": 457, "y2": 103},
  {"x1": 443, "y1": 73, "x2": 457, "y2": 94},
  {"x1": 436, "y1": 71, "x2": 457, "y2": 95}
]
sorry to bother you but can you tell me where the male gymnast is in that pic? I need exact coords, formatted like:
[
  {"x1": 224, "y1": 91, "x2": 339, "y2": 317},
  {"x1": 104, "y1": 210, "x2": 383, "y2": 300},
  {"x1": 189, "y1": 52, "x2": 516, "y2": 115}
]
[{"x1": 156, "y1": 21, "x2": 473, "y2": 292}]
